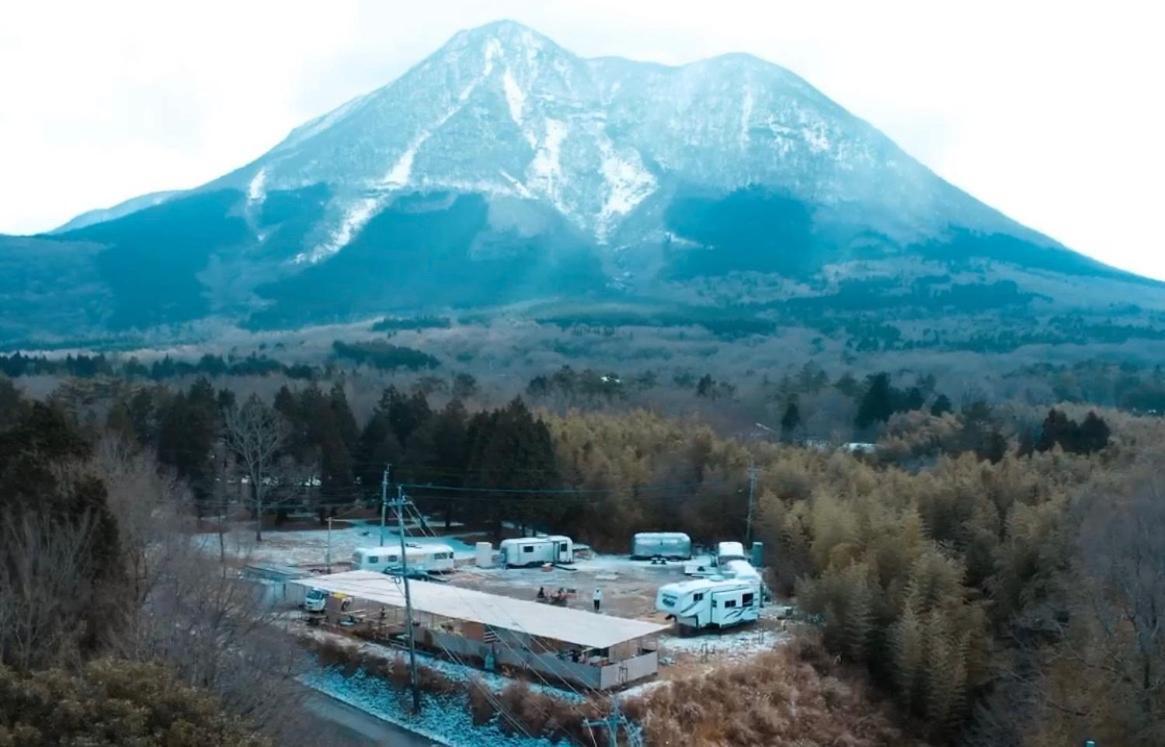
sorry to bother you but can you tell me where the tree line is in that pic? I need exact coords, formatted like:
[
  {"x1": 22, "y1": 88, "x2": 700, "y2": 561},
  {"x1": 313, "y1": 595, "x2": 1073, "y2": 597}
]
[{"x1": 0, "y1": 369, "x2": 1154, "y2": 745}]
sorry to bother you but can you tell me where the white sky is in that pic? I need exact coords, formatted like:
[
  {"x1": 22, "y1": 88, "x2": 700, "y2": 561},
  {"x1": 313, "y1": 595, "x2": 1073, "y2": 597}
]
[{"x1": 1, "y1": 0, "x2": 1162, "y2": 278}]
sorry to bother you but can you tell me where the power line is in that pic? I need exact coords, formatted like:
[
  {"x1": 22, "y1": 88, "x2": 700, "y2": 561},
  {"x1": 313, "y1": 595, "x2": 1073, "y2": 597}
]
[{"x1": 397, "y1": 498, "x2": 596, "y2": 745}]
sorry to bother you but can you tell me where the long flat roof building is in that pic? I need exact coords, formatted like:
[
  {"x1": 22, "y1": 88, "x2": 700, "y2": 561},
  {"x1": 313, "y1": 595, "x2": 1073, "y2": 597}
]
[{"x1": 291, "y1": 570, "x2": 667, "y2": 689}]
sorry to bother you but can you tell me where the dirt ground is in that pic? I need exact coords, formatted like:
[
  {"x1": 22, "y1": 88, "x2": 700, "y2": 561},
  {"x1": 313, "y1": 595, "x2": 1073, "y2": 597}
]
[
  {"x1": 223, "y1": 523, "x2": 794, "y2": 683},
  {"x1": 443, "y1": 553, "x2": 793, "y2": 681},
  {"x1": 447, "y1": 554, "x2": 685, "y2": 618}
]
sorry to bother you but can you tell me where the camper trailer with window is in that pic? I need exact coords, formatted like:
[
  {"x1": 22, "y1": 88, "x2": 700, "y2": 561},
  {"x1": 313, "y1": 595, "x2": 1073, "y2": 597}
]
[
  {"x1": 630, "y1": 532, "x2": 692, "y2": 560},
  {"x1": 655, "y1": 577, "x2": 759, "y2": 631},
  {"x1": 499, "y1": 536, "x2": 574, "y2": 567},
  {"x1": 351, "y1": 544, "x2": 456, "y2": 574},
  {"x1": 716, "y1": 541, "x2": 748, "y2": 562}
]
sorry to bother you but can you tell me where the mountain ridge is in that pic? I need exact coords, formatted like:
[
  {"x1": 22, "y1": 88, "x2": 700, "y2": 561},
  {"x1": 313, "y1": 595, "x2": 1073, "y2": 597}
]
[{"x1": 3, "y1": 19, "x2": 1161, "y2": 348}]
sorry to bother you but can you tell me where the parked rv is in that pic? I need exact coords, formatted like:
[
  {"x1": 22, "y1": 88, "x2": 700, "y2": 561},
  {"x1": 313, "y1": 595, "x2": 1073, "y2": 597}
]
[
  {"x1": 656, "y1": 578, "x2": 759, "y2": 631},
  {"x1": 721, "y1": 558, "x2": 763, "y2": 586},
  {"x1": 351, "y1": 544, "x2": 456, "y2": 574},
  {"x1": 716, "y1": 541, "x2": 748, "y2": 562},
  {"x1": 630, "y1": 532, "x2": 692, "y2": 560},
  {"x1": 499, "y1": 536, "x2": 574, "y2": 567}
]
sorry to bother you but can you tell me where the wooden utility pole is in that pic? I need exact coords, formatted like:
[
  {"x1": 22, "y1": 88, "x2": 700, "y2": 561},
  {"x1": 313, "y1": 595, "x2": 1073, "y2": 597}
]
[
  {"x1": 745, "y1": 462, "x2": 761, "y2": 547},
  {"x1": 379, "y1": 464, "x2": 391, "y2": 546},
  {"x1": 325, "y1": 516, "x2": 333, "y2": 573},
  {"x1": 394, "y1": 485, "x2": 421, "y2": 713}
]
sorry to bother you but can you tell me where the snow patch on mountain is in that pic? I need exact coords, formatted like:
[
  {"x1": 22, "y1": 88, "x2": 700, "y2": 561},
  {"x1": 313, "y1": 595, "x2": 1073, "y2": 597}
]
[
  {"x1": 740, "y1": 85, "x2": 754, "y2": 150},
  {"x1": 499, "y1": 170, "x2": 533, "y2": 198},
  {"x1": 247, "y1": 167, "x2": 268, "y2": 205},
  {"x1": 382, "y1": 36, "x2": 506, "y2": 190},
  {"x1": 502, "y1": 69, "x2": 525, "y2": 126},
  {"x1": 297, "y1": 195, "x2": 382, "y2": 264},
  {"x1": 597, "y1": 139, "x2": 656, "y2": 241},
  {"x1": 384, "y1": 141, "x2": 419, "y2": 187},
  {"x1": 802, "y1": 124, "x2": 831, "y2": 154},
  {"x1": 526, "y1": 118, "x2": 569, "y2": 212}
]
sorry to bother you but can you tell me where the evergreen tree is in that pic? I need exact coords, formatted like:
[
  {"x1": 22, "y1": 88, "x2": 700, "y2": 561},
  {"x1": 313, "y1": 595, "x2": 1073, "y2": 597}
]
[
  {"x1": 903, "y1": 386, "x2": 926, "y2": 411},
  {"x1": 380, "y1": 386, "x2": 432, "y2": 447},
  {"x1": 156, "y1": 378, "x2": 219, "y2": 502},
  {"x1": 0, "y1": 375, "x2": 25, "y2": 428},
  {"x1": 354, "y1": 411, "x2": 403, "y2": 498},
  {"x1": 856, "y1": 373, "x2": 896, "y2": 428},
  {"x1": 1077, "y1": 411, "x2": 1111, "y2": 453},
  {"x1": 780, "y1": 398, "x2": 802, "y2": 439},
  {"x1": 930, "y1": 394, "x2": 954, "y2": 417},
  {"x1": 1036, "y1": 408, "x2": 1074, "y2": 452},
  {"x1": 465, "y1": 398, "x2": 558, "y2": 538}
]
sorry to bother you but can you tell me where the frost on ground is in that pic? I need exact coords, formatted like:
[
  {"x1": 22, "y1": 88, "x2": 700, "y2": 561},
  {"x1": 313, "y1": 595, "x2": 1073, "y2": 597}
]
[
  {"x1": 303, "y1": 669, "x2": 558, "y2": 747},
  {"x1": 299, "y1": 626, "x2": 586, "y2": 702},
  {"x1": 658, "y1": 621, "x2": 790, "y2": 660},
  {"x1": 198, "y1": 522, "x2": 481, "y2": 569}
]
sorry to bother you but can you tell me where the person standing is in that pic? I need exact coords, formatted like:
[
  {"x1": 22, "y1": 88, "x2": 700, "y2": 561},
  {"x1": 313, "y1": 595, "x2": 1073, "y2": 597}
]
[{"x1": 592, "y1": 587, "x2": 603, "y2": 612}]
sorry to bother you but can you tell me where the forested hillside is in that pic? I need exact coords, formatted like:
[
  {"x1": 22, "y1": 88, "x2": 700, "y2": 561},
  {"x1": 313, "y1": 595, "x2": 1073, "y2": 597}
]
[{"x1": 2, "y1": 364, "x2": 1161, "y2": 745}]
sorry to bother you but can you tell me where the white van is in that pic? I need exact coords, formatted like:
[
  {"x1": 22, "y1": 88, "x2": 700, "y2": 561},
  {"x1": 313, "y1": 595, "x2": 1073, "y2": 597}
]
[
  {"x1": 351, "y1": 544, "x2": 456, "y2": 574},
  {"x1": 499, "y1": 536, "x2": 574, "y2": 567},
  {"x1": 656, "y1": 577, "x2": 759, "y2": 631}
]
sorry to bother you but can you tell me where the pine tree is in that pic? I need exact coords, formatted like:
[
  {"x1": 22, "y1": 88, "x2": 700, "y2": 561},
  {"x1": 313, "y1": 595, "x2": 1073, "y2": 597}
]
[
  {"x1": 1077, "y1": 411, "x2": 1111, "y2": 453},
  {"x1": 856, "y1": 373, "x2": 895, "y2": 428},
  {"x1": 930, "y1": 394, "x2": 954, "y2": 417},
  {"x1": 780, "y1": 399, "x2": 802, "y2": 439}
]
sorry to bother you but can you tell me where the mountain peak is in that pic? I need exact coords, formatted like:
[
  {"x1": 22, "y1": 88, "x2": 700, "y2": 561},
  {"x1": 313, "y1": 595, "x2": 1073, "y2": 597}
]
[
  {"x1": 20, "y1": 18, "x2": 1158, "y2": 344},
  {"x1": 445, "y1": 19, "x2": 559, "y2": 57}
]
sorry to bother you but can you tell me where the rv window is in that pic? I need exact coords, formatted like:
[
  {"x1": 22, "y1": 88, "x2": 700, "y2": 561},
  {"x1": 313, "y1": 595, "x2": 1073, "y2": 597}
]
[
  {"x1": 523, "y1": 546, "x2": 534, "y2": 553},
  {"x1": 724, "y1": 600, "x2": 737, "y2": 608},
  {"x1": 742, "y1": 593, "x2": 755, "y2": 606},
  {"x1": 559, "y1": 542, "x2": 568, "y2": 552},
  {"x1": 693, "y1": 593, "x2": 705, "y2": 602},
  {"x1": 388, "y1": 555, "x2": 398, "y2": 562},
  {"x1": 367, "y1": 556, "x2": 378, "y2": 564}
]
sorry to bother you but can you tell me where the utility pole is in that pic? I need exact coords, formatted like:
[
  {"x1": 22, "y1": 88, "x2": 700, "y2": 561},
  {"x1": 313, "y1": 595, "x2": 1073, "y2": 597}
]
[
  {"x1": 325, "y1": 516, "x2": 333, "y2": 573},
  {"x1": 394, "y1": 485, "x2": 422, "y2": 713},
  {"x1": 584, "y1": 698, "x2": 639, "y2": 747},
  {"x1": 379, "y1": 464, "x2": 391, "y2": 546},
  {"x1": 745, "y1": 462, "x2": 760, "y2": 547}
]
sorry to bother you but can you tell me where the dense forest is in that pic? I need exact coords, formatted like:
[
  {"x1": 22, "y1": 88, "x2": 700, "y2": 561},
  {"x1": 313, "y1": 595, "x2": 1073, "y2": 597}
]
[{"x1": 1, "y1": 365, "x2": 1162, "y2": 745}]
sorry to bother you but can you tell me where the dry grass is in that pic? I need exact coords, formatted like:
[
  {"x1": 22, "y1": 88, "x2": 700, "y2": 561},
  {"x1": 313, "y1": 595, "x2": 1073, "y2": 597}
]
[{"x1": 627, "y1": 635, "x2": 918, "y2": 747}]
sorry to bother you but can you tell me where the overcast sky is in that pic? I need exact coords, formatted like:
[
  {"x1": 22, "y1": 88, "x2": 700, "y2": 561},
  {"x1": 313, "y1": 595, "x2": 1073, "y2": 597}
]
[{"x1": 1, "y1": 0, "x2": 1162, "y2": 277}]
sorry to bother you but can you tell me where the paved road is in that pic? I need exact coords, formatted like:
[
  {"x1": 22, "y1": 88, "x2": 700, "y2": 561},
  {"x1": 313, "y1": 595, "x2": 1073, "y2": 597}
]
[{"x1": 300, "y1": 688, "x2": 445, "y2": 747}]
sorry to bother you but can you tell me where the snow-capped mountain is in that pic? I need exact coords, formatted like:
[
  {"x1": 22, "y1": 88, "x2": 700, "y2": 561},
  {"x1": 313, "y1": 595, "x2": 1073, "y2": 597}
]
[
  {"x1": 214, "y1": 20, "x2": 1001, "y2": 262},
  {"x1": 3, "y1": 20, "x2": 1159, "y2": 342}
]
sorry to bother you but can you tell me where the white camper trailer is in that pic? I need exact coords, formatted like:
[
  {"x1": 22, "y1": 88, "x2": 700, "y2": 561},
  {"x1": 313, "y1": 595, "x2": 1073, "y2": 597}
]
[
  {"x1": 716, "y1": 541, "x2": 748, "y2": 563},
  {"x1": 631, "y1": 532, "x2": 692, "y2": 560},
  {"x1": 499, "y1": 536, "x2": 574, "y2": 567},
  {"x1": 351, "y1": 544, "x2": 456, "y2": 574},
  {"x1": 655, "y1": 578, "x2": 759, "y2": 631},
  {"x1": 720, "y1": 558, "x2": 762, "y2": 587}
]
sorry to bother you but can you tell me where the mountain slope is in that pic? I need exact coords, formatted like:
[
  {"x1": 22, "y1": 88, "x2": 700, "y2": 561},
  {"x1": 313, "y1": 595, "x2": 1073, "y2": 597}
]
[{"x1": 8, "y1": 19, "x2": 1161, "y2": 345}]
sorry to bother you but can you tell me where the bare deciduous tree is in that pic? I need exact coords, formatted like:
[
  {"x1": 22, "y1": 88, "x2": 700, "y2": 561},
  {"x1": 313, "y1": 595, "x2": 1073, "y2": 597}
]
[
  {"x1": 223, "y1": 394, "x2": 288, "y2": 542},
  {"x1": 1073, "y1": 487, "x2": 1165, "y2": 744},
  {"x1": 0, "y1": 512, "x2": 98, "y2": 670}
]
